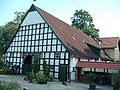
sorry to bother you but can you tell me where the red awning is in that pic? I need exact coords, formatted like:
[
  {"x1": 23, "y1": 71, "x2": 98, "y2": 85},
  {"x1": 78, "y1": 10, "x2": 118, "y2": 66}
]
[{"x1": 76, "y1": 61, "x2": 120, "y2": 70}]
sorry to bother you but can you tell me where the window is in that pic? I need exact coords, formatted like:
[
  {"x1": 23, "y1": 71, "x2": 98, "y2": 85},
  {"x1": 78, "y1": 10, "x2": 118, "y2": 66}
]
[
  {"x1": 61, "y1": 53, "x2": 64, "y2": 58},
  {"x1": 40, "y1": 29, "x2": 43, "y2": 33},
  {"x1": 48, "y1": 33, "x2": 52, "y2": 39},
  {"x1": 26, "y1": 30, "x2": 28, "y2": 35},
  {"x1": 36, "y1": 29, "x2": 39, "y2": 34},
  {"x1": 39, "y1": 41, "x2": 42, "y2": 45},
  {"x1": 36, "y1": 35, "x2": 39, "y2": 40},
  {"x1": 50, "y1": 65, "x2": 54, "y2": 71},
  {"x1": 50, "y1": 60, "x2": 54, "y2": 65},
  {"x1": 48, "y1": 28, "x2": 52, "y2": 33},
  {"x1": 55, "y1": 52, "x2": 60, "y2": 59},
  {"x1": 52, "y1": 34, "x2": 56, "y2": 38},
  {"x1": 52, "y1": 39, "x2": 57, "y2": 44},
  {"x1": 50, "y1": 53, "x2": 54, "y2": 58},
  {"x1": 44, "y1": 34, "x2": 47, "y2": 39},
  {"x1": 57, "y1": 45, "x2": 61, "y2": 51},
  {"x1": 62, "y1": 46, "x2": 66, "y2": 51},
  {"x1": 48, "y1": 40, "x2": 51, "y2": 45},
  {"x1": 44, "y1": 28, "x2": 48, "y2": 33},
  {"x1": 47, "y1": 46, "x2": 51, "y2": 51},
  {"x1": 40, "y1": 35, "x2": 43, "y2": 39},
  {"x1": 52, "y1": 46, "x2": 56, "y2": 51},
  {"x1": 43, "y1": 40, "x2": 47, "y2": 45},
  {"x1": 33, "y1": 30, "x2": 36, "y2": 34},
  {"x1": 43, "y1": 46, "x2": 46, "y2": 51},
  {"x1": 29, "y1": 30, "x2": 32, "y2": 35}
]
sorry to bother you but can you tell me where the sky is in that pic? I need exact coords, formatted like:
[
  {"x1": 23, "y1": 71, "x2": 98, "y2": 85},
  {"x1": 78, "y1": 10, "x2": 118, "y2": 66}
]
[{"x1": 0, "y1": 0, "x2": 120, "y2": 38}]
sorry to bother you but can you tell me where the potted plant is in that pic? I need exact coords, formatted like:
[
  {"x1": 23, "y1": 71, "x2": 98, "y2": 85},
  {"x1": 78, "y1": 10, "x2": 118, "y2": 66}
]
[
  {"x1": 85, "y1": 73, "x2": 97, "y2": 90},
  {"x1": 111, "y1": 73, "x2": 120, "y2": 90}
]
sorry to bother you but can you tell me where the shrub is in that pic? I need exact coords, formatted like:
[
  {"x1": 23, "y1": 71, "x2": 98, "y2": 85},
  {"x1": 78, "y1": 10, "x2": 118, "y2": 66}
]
[
  {"x1": 31, "y1": 79, "x2": 37, "y2": 84},
  {"x1": 48, "y1": 75, "x2": 53, "y2": 81},
  {"x1": 111, "y1": 73, "x2": 120, "y2": 86},
  {"x1": 36, "y1": 72, "x2": 47, "y2": 84},
  {"x1": 85, "y1": 73, "x2": 97, "y2": 83},
  {"x1": 33, "y1": 57, "x2": 39, "y2": 74},
  {"x1": 0, "y1": 80, "x2": 21, "y2": 90},
  {"x1": 0, "y1": 67, "x2": 12, "y2": 75},
  {"x1": 28, "y1": 72, "x2": 35, "y2": 83}
]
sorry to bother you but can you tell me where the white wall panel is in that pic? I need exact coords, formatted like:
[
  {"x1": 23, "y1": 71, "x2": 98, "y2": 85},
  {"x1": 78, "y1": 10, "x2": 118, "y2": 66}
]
[
  {"x1": 70, "y1": 57, "x2": 78, "y2": 80},
  {"x1": 55, "y1": 73, "x2": 58, "y2": 78},
  {"x1": 21, "y1": 11, "x2": 45, "y2": 26}
]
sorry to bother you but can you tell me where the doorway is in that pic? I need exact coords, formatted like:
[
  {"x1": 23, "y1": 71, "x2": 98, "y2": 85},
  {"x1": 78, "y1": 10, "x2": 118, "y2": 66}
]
[
  {"x1": 23, "y1": 55, "x2": 32, "y2": 74},
  {"x1": 59, "y1": 65, "x2": 67, "y2": 82}
]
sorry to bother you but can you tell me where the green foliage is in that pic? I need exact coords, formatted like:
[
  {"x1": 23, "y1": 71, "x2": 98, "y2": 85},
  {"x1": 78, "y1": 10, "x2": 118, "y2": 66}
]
[
  {"x1": 42, "y1": 58, "x2": 49, "y2": 77},
  {"x1": 31, "y1": 79, "x2": 37, "y2": 84},
  {"x1": 71, "y1": 9, "x2": 99, "y2": 38},
  {"x1": 14, "y1": 11, "x2": 26, "y2": 24},
  {"x1": 36, "y1": 72, "x2": 47, "y2": 84},
  {"x1": 0, "y1": 26, "x2": 11, "y2": 56},
  {"x1": 85, "y1": 73, "x2": 97, "y2": 83},
  {"x1": 111, "y1": 73, "x2": 120, "y2": 86},
  {"x1": 0, "y1": 67, "x2": 12, "y2": 75},
  {"x1": 33, "y1": 57, "x2": 39, "y2": 74},
  {"x1": 0, "y1": 56, "x2": 12, "y2": 75},
  {"x1": 48, "y1": 75, "x2": 53, "y2": 81},
  {"x1": 0, "y1": 80, "x2": 21, "y2": 90},
  {"x1": 28, "y1": 71, "x2": 35, "y2": 82},
  {"x1": 0, "y1": 11, "x2": 25, "y2": 59},
  {"x1": 0, "y1": 57, "x2": 4, "y2": 69}
]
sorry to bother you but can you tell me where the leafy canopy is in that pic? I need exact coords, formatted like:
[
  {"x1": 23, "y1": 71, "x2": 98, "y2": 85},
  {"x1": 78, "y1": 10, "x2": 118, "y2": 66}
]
[
  {"x1": 0, "y1": 11, "x2": 25, "y2": 58},
  {"x1": 71, "y1": 9, "x2": 99, "y2": 38}
]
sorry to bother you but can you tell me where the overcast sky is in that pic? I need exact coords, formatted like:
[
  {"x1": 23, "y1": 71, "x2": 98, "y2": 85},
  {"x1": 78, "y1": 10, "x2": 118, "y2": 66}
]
[{"x1": 0, "y1": 0, "x2": 120, "y2": 37}]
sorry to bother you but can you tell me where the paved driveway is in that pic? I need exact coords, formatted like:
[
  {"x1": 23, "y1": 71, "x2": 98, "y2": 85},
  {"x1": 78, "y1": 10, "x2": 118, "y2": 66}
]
[{"x1": 0, "y1": 75, "x2": 113, "y2": 90}]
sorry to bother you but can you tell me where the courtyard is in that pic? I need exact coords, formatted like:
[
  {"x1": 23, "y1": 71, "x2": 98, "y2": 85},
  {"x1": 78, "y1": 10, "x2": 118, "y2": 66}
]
[{"x1": 0, "y1": 75, "x2": 113, "y2": 90}]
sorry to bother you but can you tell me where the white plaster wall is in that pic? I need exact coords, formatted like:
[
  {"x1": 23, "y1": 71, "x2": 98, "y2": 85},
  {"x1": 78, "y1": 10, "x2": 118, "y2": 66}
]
[
  {"x1": 21, "y1": 11, "x2": 45, "y2": 26},
  {"x1": 114, "y1": 48, "x2": 120, "y2": 61},
  {"x1": 70, "y1": 57, "x2": 78, "y2": 80},
  {"x1": 108, "y1": 69, "x2": 118, "y2": 73}
]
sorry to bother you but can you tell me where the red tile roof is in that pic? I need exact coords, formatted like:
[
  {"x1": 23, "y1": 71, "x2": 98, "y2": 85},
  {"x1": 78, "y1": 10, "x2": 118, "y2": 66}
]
[
  {"x1": 76, "y1": 61, "x2": 120, "y2": 70},
  {"x1": 35, "y1": 5, "x2": 100, "y2": 59},
  {"x1": 99, "y1": 37, "x2": 119, "y2": 49}
]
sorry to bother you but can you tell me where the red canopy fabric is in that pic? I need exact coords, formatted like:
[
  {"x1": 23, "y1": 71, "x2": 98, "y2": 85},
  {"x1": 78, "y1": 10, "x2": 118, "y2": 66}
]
[{"x1": 76, "y1": 61, "x2": 120, "y2": 70}]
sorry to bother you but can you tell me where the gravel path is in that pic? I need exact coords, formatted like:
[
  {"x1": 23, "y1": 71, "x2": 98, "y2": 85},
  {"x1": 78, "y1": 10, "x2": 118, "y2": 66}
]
[{"x1": 0, "y1": 75, "x2": 113, "y2": 90}]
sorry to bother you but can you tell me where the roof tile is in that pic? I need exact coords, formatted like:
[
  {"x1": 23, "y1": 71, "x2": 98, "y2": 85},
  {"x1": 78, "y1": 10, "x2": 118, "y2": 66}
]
[{"x1": 35, "y1": 5, "x2": 100, "y2": 59}]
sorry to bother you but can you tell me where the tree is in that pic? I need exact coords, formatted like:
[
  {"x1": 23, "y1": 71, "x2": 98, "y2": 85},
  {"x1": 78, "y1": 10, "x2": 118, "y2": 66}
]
[
  {"x1": 0, "y1": 11, "x2": 25, "y2": 59},
  {"x1": 4, "y1": 21, "x2": 19, "y2": 37},
  {"x1": 0, "y1": 26, "x2": 11, "y2": 56},
  {"x1": 14, "y1": 11, "x2": 26, "y2": 24},
  {"x1": 71, "y1": 9, "x2": 99, "y2": 38}
]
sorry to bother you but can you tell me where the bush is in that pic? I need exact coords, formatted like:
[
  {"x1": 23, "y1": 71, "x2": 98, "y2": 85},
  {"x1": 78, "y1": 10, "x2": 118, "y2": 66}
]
[
  {"x1": 28, "y1": 72, "x2": 35, "y2": 83},
  {"x1": 36, "y1": 72, "x2": 47, "y2": 84},
  {"x1": 0, "y1": 80, "x2": 21, "y2": 90},
  {"x1": 0, "y1": 67, "x2": 12, "y2": 75},
  {"x1": 31, "y1": 79, "x2": 37, "y2": 84},
  {"x1": 111, "y1": 73, "x2": 120, "y2": 86},
  {"x1": 48, "y1": 75, "x2": 53, "y2": 81},
  {"x1": 33, "y1": 57, "x2": 39, "y2": 74},
  {"x1": 85, "y1": 73, "x2": 97, "y2": 83}
]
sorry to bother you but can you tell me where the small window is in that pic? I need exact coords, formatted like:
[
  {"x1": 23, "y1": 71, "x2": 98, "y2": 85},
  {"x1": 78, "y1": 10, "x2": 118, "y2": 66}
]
[
  {"x1": 50, "y1": 66, "x2": 54, "y2": 71},
  {"x1": 55, "y1": 52, "x2": 60, "y2": 59}
]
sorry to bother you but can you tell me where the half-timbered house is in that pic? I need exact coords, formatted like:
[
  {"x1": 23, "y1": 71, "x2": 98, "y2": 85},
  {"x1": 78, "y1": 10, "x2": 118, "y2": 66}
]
[{"x1": 3, "y1": 4, "x2": 101, "y2": 81}]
